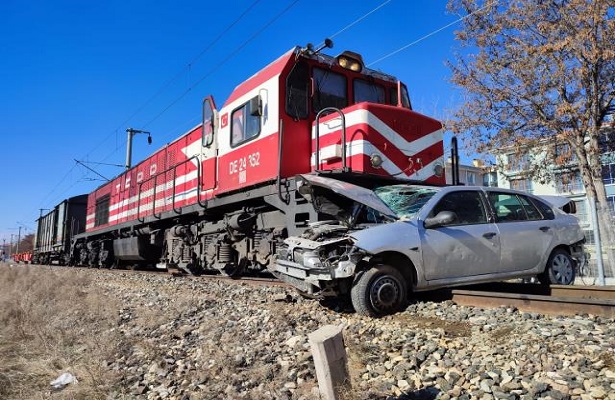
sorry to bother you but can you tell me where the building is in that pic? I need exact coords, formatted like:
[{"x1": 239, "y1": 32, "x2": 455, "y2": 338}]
[
  {"x1": 492, "y1": 122, "x2": 615, "y2": 279},
  {"x1": 445, "y1": 159, "x2": 497, "y2": 187}
]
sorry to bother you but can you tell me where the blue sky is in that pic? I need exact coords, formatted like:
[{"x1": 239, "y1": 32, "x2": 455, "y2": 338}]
[{"x1": 0, "y1": 0, "x2": 463, "y2": 244}]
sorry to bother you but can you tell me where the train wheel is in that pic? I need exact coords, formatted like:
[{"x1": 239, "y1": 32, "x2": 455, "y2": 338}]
[
  {"x1": 218, "y1": 259, "x2": 246, "y2": 278},
  {"x1": 351, "y1": 264, "x2": 407, "y2": 317}
]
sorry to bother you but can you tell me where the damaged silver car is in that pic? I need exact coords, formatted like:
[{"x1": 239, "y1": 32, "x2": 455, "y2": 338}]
[{"x1": 272, "y1": 174, "x2": 586, "y2": 317}]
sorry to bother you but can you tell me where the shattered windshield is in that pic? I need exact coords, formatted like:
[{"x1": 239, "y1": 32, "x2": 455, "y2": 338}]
[{"x1": 375, "y1": 185, "x2": 439, "y2": 219}]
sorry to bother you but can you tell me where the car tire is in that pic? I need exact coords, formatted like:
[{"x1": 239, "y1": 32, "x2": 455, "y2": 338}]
[
  {"x1": 539, "y1": 249, "x2": 575, "y2": 285},
  {"x1": 351, "y1": 264, "x2": 407, "y2": 317}
]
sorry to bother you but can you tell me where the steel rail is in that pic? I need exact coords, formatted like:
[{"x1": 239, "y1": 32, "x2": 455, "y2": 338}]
[{"x1": 450, "y1": 289, "x2": 615, "y2": 319}]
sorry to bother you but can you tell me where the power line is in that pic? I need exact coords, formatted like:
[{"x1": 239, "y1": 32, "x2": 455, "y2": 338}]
[
  {"x1": 108, "y1": 0, "x2": 264, "y2": 138},
  {"x1": 39, "y1": 0, "x2": 400, "y2": 212},
  {"x1": 368, "y1": 1, "x2": 496, "y2": 67},
  {"x1": 142, "y1": 0, "x2": 301, "y2": 129},
  {"x1": 76, "y1": 0, "x2": 263, "y2": 164},
  {"x1": 39, "y1": 0, "x2": 265, "y2": 208},
  {"x1": 329, "y1": 0, "x2": 393, "y2": 39}
]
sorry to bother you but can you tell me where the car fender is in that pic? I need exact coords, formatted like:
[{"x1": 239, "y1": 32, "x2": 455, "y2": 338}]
[{"x1": 349, "y1": 220, "x2": 423, "y2": 279}]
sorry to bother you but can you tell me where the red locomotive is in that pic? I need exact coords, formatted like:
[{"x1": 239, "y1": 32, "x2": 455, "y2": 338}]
[{"x1": 69, "y1": 41, "x2": 445, "y2": 275}]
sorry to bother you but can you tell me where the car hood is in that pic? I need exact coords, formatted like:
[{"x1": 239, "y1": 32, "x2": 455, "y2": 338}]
[{"x1": 296, "y1": 174, "x2": 398, "y2": 222}]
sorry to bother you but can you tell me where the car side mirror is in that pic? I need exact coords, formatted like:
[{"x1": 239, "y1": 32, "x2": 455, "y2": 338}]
[{"x1": 424, "y1": 211, "x2": 456, "y2": 229}]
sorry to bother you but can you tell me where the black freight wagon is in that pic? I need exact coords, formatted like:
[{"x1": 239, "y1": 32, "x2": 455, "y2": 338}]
[{"x1": 33, "y1": 194, "x2": 88, "y2": 265}]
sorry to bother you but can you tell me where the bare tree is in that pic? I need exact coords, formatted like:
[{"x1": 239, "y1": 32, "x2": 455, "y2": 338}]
[
  {"x1": 446, "y1": 0, "x2": 615, "y2": 272},
  {"x1": 19, "y1": 233, "x2": 35, "y2": 253}
]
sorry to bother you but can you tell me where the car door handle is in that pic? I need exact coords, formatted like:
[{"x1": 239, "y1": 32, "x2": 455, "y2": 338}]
[
  {"x1": 483, "y1": 232, "x2": 497, "y2": 239},
  {"x1": 539, "y1": 226, "x2": 551, "y2": 232}
]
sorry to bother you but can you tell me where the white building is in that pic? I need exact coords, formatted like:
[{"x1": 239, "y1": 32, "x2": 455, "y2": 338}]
[{"x1": 492, "y1": 124, "x2": 615, "y2": 280}]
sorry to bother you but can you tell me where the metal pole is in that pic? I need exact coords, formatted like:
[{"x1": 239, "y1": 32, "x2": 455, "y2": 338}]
[
  {"x1": 126, "y1": 129, "x2": 134, "y2": 170},
  {"x1": 10, "y1": 234, "x2": 13, "y2": 257},
  {"x1": 589, "y1": 196, "x2": 606, "y2": 286},
  {"x1": 16, "y1": 226, "x2": 21, "y2": 254},
  {"x1": 126, "y1": 128, "x2": 151, "y2": 170}
]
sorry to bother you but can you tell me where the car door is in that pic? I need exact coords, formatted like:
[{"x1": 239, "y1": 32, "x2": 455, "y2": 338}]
[
  {"x1": 485, "y1": 191, "x2": 555, "y2": 272},
  {"x1": 420, "y1": 190, "x2": 501, "y2": 281}
]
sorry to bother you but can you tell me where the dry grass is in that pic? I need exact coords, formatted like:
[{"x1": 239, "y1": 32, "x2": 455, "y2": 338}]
[{"x1": 0, "y1": 265, "x2": 122, "y2": 399}]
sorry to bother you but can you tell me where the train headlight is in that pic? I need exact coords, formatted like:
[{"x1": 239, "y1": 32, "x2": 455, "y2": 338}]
[
  {"x1": 336, "y1": 51, "x2": 364, "y2": 73},
  {"x1": 434, "y1": 163, "x2": 444, "y2": 177},
  {"x1": 370, "y1": 153, "x2": 383, "y2": 168}
]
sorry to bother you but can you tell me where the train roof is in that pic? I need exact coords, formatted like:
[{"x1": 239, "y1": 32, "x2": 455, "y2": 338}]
[{"x1": 223, "y1": 45, "x2": 400, "y2": 108}]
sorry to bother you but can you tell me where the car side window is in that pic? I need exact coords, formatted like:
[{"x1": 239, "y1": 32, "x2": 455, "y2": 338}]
[
  {"x1": 518, "y1": 195, "x2": 543, "y2": 220},
  {"x1": 429, "y1": 191, "x2": 487, "y2": 225},
  {"x1": 529, "y1": 198, "x2": 555, "y2": 220},
  {"x1": 487, "y1": 192, "x2": 529, "y2": 222}
]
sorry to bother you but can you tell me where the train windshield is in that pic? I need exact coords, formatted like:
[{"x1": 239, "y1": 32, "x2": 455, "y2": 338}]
[
  {"x1": 313, "y1": 67, "x2": 348, "y2": 113},
  {"x1": 354, "y1": 79, "x2": 386, "y2": 104}
]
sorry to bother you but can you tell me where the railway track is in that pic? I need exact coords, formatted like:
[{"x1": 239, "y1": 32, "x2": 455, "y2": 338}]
[
  {"x1": 446, "y1": 282, "x2": 615, "y2": 318},
  {"x1": 16, "y1": 263, "x2": 615, "y2": 318}
]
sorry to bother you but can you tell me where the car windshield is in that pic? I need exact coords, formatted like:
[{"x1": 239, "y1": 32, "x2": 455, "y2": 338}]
[{"x1": 374, "y1": 185, "x2": 439, "y2": 219}]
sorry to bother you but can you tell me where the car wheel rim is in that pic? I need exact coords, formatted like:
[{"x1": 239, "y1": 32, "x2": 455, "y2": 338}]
[
  {"x1": 552, "y1": 254, "x2": 573, "y2": 284},
  {"x1": 370, "y1": 275, "x2": 401, "y2": 311}
]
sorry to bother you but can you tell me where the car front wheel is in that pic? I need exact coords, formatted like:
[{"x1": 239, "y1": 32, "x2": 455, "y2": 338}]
[
  {"x1": 351, "y1": 264, "x2": 407, "y2": 317},
  {"x1": 540, "y1": 249, "x2": 575, "y2": 285}
]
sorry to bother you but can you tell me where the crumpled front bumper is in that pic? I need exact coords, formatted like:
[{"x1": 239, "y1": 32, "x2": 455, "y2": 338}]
[{"x1": 273, "y1": 257, "x2": 359, "y2": 296}]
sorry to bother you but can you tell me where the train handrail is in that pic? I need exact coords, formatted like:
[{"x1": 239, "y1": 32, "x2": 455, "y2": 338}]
[
  {"x1": 277, "y1": 119, "x2": 290, "y2": 204},
  {"x1": 137, "y1": 155, "x2": 206, "y2": 222},
  {"x1": 314, "y1": 107, "x2": 348, "y2": 172}
]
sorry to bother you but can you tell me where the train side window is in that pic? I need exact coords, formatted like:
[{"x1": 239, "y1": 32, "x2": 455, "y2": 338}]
[
  {"x1": 94, "y1": 194, "x2": 110, "y2": 227},
  {"x1": 313, "y1": 67, "x2": 347, "y2": 113},
  {"x1": 231, "y1": 100, "x2": 261, "y2": 147},
  {"x1": 286, "y1": 61, "x2": 309, "y2": 119},
  {"x1": 400, "y1": 84, "x2": 412, "y2": 109},
  {"x1": 354, "y1": 79, "x2": 385, "y2": 104}
]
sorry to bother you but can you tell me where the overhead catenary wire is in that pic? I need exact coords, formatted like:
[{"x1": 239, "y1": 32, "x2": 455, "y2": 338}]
[
  {"x1": 39, "y1": 0, "x2": 266, "y2": 209},
  {"x1": 141, "y1": 0, "x2": 301, "y2": 129},
  {"x1": 39, "y1": 0, "x2": 429, "y2": 216},
  {"x1": 329, "y1": 0, "x2": 392, "y2": 39},
  {"x1": 107, "y1": 0, "x2": 264, "y2": 140},
  {"x1": 368, "y1": 1, "x2": 496, "y2": 67}
]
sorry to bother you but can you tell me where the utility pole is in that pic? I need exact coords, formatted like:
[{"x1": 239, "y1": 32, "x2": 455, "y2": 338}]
[
  {"x1": 125, "y1": 128, "x2": 152, "y2": 170},
  {"x1": 16, "y1": 226, "x2": 21, "y2": 254}
]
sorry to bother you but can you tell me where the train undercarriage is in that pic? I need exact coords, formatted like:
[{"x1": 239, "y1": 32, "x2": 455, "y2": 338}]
[{"x1": 69, "y1": 178, "x2": 318, "y2": 275}]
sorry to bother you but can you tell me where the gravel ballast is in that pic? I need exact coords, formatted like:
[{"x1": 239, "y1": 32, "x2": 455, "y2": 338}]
[{"x1": 85, "y1": 270, "x2": 615, "y2": 399}]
